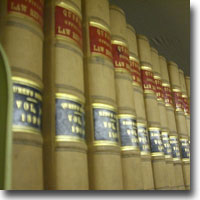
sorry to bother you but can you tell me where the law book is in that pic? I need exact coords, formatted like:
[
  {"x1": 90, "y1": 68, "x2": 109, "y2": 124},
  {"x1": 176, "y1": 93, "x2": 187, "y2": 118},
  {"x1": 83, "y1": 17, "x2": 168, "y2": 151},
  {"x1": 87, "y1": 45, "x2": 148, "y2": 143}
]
[
  {"x1": 82, "y1": 0, "x2": 123, "y2": 190},
  {"x1": 43, "y1": 0, "x2": 89, "y2": 190},
  {"x1": 168, "y1": 61, "x2": 190, "y2": 190},
  {"x1": 109, "y1": 6, "x2": 143, "y2": 190},
  {"x1": 159, "y1": 56, "x2": 185, "y2": 190},
  {"x1": 126, "y1": 24, "x2": 154, "y2": 190},
  {"x1": 137, "y1": 34, "x2": 169, "y2": 190},
  {"x1": 0, "y1": 44, "x2": 13, "y2": 190},
  {"x1": 0, "y1": 0, "x2": 44, "y2": 190},
  {"x1": 179, "y1": 69, "x2": 190, "y2": 190},
  {"x1": 185, "y1": 76, "x2": 190, "y2": 140},
  {"x1": 179, "y1": 70, "x2": 190, "y2": 138},
  {"x1": 185, "y1": 75, "x2": 190, "y2": 143},
  {"x1": 151, "y1": 48, "x2": 176, "y2": 190}
]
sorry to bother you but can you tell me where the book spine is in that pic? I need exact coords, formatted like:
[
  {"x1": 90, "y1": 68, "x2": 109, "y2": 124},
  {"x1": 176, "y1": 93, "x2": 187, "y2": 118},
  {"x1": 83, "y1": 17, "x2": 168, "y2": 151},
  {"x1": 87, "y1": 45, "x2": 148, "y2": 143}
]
[
  {"x1": 168, "y1": 61, "x2": 190, "y2": 190},
  {"x1": 185, "y1": 76, "x2": 190, "y2": 141},
  {"x1": 179, "y1": 69, "x2": 190, "y2": 190},
  {"x1": 151, "y1": 49, "x2": 176, "y2": 190},
  {"x1": 83, "y1": 0, "x2": 123, "y2": 190},
  {"x1": 160, "y1": 56, "x2": 185, "y2": 190},
  {"x1": 137, "y1": 34, "x2": 169, "y2": 190},
  {"x1": 179, "y1": 70, "x2": 190, "y2": 138},
  {"x1": 151, "y1": 48, "x2": 176, "y2": 189},
  {"x1": 43, "y1": 0, "x2": 89, "y2": 190},
  {"x1": 0, "y1": 44, "x2": 13, "y2": 190},
  {"x1": 126, "y1": 24, "x2": 153, "y2": 190},
  {"x1": 0, "y1": 0, "x2": 44, "y2": 190},
  {"x1": 109, "y1": 6, "x2": 143, "y2": 189}
]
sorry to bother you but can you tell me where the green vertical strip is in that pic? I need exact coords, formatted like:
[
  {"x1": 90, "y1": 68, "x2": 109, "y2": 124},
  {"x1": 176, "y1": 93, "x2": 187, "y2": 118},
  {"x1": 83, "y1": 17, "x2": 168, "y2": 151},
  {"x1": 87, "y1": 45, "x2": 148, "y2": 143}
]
[{"x1": 0, "y1": 44, "x2": 13, "y2": 190}]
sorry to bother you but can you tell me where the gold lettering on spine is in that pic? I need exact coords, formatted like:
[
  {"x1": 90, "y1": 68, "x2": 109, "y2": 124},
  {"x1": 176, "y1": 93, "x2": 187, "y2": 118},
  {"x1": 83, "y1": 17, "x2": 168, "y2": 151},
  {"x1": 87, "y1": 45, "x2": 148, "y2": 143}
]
[
  {"x1": 8, "y1": 0, "x2": 44, "y2": 26},
  {"x1": 12, "y1": 77, "x2": 42, "y2": 135},
  {"x1": 93, "y1": 103, "x2": 119, "y2": 146}
]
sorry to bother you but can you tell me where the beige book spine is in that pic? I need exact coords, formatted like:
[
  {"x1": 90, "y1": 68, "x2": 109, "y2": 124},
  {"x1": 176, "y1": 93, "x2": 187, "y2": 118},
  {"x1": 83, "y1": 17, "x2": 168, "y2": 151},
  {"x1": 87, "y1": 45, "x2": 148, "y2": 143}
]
[
  {"x1": 83, "y1": 0, "x2": 123, "y2": 190},
  {"x1": 109, "y1": 7, "x2": 143, "y2": 189},
  {"x1": 178, "y1": 69, "x2": 191, "y2": 190},
  {"x1": 168, "y1": 61, "x2": 190, "y2": 190},
  {"x1": 179, "y1": 70, "x2": 190, "y2": 138},
  {"x1": 151, "y1": 48, "x2": 176, "y2": 190},
  {"x1": 168, "y1": 62, "x2": 189, "y2": 138},
  {"x1": 0, "y1": 0, "x2": 44, "y2": 190},
  {"x1": 160, "y1": 56, "x2": 185, "y2": 190},
  {"x1": 137, "y1": 34, "x2": 168, "y2": 190},
  {"x1": 43, "y1": 0, "x2": 89, "y2": 190},
  {"x1": 126, "y1": 24, "x2": 154, "y2": 190},
  {"x1": 185, "y1": 76, "x2": 190, "y2": 141}
]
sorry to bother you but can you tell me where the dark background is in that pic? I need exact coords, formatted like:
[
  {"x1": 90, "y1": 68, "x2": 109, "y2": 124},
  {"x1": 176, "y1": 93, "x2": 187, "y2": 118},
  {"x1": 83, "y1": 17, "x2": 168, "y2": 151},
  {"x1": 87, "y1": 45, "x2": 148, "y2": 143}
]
[{"x1": 109, "y1": 0, "x2": 190, "y2": 76}]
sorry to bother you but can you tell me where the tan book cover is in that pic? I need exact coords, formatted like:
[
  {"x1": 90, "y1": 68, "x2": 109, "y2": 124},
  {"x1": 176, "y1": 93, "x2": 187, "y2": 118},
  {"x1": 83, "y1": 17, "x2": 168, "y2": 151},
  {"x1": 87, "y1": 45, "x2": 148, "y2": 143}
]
[
  {"x1": 43, "y1": 0, "x2": 89, "y2": 190},
  {"x1": 179, "y1": 69, "x2": 190, "y2": 138},
  {"x1": 151, "y1": 48, "x2": 176, "y2": 190},
  {"x1": 82, "y1": 0, "x2": 123, "y2": 190},
  {"x1": 0, "y1": 0, "x2": 44, "y2": 190},
  {"x1": 178, "y1": 69, "x2": 190, "y2": 190},
  {"x1": 164, "y1": 61, "x2": 189, "y2": 190},
  {"x1": 185, "y1": 76, "x2": 190, "y2": 141},
  {"x1": 110, "y1": 6, "x2": 143, "y2": 190},
  {"x1": 159, "y1": 56, "x2": 185, "y2": 190},
  {"x1": 137, "y1": 34, "x2": 169, "y2": 190},
  {"x1": 126, "y1": 24, "x2": 154, "y2": 190}
]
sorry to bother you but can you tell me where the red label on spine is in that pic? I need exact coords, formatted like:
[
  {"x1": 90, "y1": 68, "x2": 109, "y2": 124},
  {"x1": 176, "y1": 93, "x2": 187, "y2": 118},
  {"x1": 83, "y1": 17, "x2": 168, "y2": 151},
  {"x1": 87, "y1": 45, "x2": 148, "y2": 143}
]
[
  {"x1": 154, "y1": 78, "x2": 164, "y2": 101},
  {"x1": 89, "y1": 24, "x2": 113, "y2": 60},
  {"x1": 163, "y1": 85, "x2": 173, "y2": 107},
  {"x1": 173, "y1": 91, "x2": 184, "y2": 112},
  {"x1": 141, "y1": 69, "x2": 156, "y2": 93},
  {"x1": 112, "y1": 43, "x2": 130, "y2": 72},
  {"x1": 8, "y1": 0, "x2": 44, "y2": 27},
  {"x1": 55, "y1": 6, "x2": 82, "y2": 49},
  {"x1": 182, "y1": 96, "x2": 190, "y2": 115},
  {"x1": 130, "y1": 59, "x2": 142, "y2": 86}
]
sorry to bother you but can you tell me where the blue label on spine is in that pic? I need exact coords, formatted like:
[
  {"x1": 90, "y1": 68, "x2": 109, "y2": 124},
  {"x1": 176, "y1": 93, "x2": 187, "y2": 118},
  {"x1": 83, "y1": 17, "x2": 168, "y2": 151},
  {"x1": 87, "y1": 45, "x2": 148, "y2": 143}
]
[
  {"x1": 180, "y1": 138, "x2": 190, "y2": 160},
  {"x1": 93, "y1": 104, "x2": 119, "y2": 144},
  {"x1": 169, "y1": 136, "x2": 181, "y2": 160},
  {"x1": 137, "y1": 124, "x2": 150, "y2": 154},
  {"x1": 56, "y1": 94, "x2": 85, "y2": 141},
  {"x1": 149, "y1": 128, "x2": 164, "y2": 155},
  {"x1": 12, "y1": 78, "x2": 42, "y2": 134},
  {"x1": 161, "y1": 132, "x2": 172, "y2": 157},
  {"x1": 118, "y1": 116, "x2": 139, "y2": 149}
]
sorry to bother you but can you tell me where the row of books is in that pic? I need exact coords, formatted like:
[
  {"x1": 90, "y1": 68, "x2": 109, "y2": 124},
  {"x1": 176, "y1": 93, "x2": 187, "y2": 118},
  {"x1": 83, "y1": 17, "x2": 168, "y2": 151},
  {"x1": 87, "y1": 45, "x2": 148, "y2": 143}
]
[{"x1": 0, "y1": 0, "x2": 190, "y2": 190}]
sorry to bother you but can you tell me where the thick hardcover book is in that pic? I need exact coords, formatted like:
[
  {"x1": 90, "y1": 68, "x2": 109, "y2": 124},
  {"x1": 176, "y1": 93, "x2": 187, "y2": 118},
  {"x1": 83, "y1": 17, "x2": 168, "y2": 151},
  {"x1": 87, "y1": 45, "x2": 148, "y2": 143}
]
[
  {"x1": 0, "y1": 0, "x2": 44, "y2": 190},
  {"x1": 110, "y1": 6, "x2": 143, "y2": 190},
  {"x1": 151, "y1": 48, "x2": 176, "y2": 190},
  {"x1": 0, "y1": 44, "x2": 13, "y2": 190},
  {"x1": 185, "y1": 76, "x2": 190, "y2": 142},
  {"x1": 43, "y1": 0, "x2": 89, "y2": 190},
  {"x1": 185, "y1": 76, "x2": 190, "y2": 140},
  {"x1": 178, "y1": 69, "x2": 190, "y2": 190},
  {"x1": 168, "y1": 62, "x2": 189, "y2": 139},
  {"x1": 159, "y1": 59, "x2": 185, "y2": 190},
  {"x1": 137, "y1": 34, "x2": 169, "y2": 190},
  {"x1": 126, "y1": 24, "x2": 154, "y2": 190},
  {"x1": 179, "y1": 70, "x2": 190, "y2": 138},
  {"x1": 168, "y1": 62, "x2": 190, "y2": 189},
  {"x1": 82, "y1": 0, "x2": 123, "y2": 190}
]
